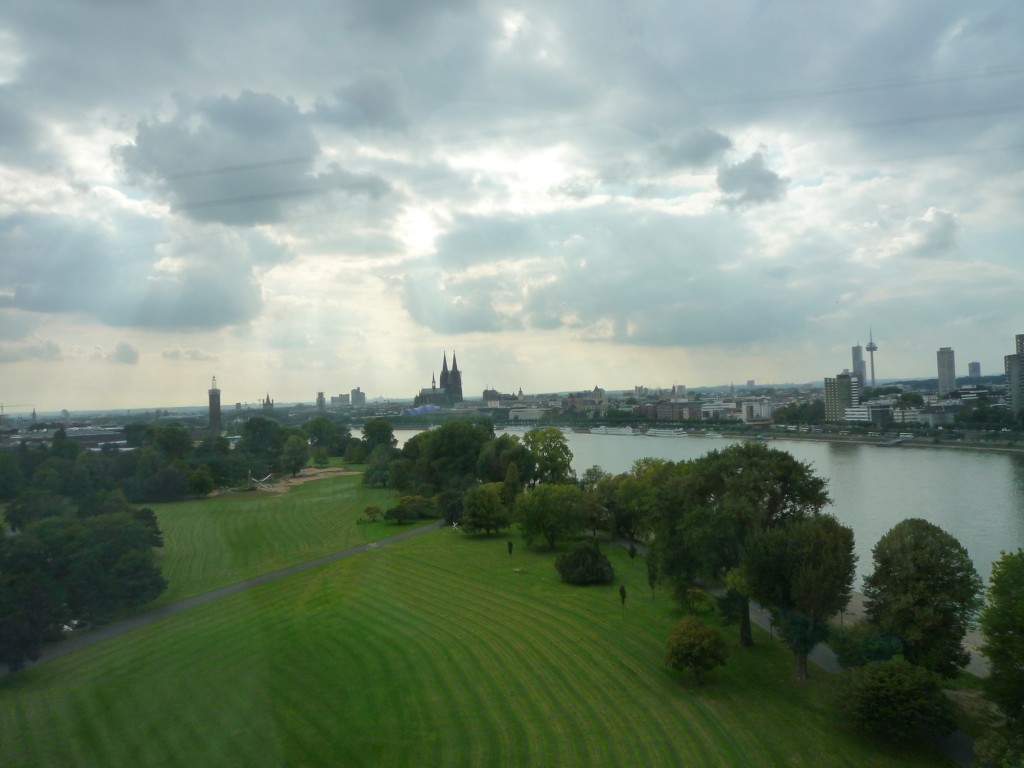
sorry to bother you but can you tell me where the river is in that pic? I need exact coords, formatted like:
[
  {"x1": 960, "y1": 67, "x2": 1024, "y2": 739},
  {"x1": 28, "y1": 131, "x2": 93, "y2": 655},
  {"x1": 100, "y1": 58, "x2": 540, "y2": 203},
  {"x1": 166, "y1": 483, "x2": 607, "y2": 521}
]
[{"x1": 390, "y1": 428, "x2": 1024, "y2": 583}]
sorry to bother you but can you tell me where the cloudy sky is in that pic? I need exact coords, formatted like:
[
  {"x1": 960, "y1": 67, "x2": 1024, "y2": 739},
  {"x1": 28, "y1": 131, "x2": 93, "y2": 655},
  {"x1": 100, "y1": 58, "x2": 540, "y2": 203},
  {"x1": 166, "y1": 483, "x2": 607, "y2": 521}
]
[{"x1": 2, "y1": 1, "x2": 1023, "y2": 411}]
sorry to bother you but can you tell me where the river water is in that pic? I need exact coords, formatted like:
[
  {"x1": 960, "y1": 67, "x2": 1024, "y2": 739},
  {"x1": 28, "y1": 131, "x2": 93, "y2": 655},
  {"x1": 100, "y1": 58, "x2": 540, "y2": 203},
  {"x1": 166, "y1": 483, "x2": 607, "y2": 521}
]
[{"x1": 389, "y1": 428, "x2": 1024, "y2": 583}]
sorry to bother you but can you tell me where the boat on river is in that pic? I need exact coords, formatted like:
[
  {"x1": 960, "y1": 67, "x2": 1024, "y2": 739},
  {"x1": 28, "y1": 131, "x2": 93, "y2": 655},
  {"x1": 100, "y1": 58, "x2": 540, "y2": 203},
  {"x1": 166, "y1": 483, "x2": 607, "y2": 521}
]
[
  {"x1": 645, "y1": 428, "x2": 688, "y2": 438},
  {"x1": 590, "y1": 426, "x2": 640, "y2": 436}
]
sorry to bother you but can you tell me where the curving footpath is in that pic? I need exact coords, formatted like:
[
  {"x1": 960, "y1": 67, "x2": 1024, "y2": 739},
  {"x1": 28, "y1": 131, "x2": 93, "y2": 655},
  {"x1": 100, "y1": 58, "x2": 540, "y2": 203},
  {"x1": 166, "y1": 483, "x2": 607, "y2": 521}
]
[{"x1": 29, "y1": 519, "x2": 445, "y2": 668}]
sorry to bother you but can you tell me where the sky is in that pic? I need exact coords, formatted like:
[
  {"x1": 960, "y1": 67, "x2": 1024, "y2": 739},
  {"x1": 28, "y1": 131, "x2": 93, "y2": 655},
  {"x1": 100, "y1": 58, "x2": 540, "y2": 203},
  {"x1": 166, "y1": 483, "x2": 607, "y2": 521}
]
[{"x1": 1, "y1": 1, "x2": 1023, "y2": 412}]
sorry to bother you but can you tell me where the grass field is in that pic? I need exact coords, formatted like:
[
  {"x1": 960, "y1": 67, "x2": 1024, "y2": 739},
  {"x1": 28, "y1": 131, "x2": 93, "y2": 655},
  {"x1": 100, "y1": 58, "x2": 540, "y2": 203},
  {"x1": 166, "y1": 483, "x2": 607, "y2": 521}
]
[
  {"x1": 0, "y1": 512, "x2": 952, "y2": 767},
  {"x1": 151, "y1": 474, "x2": 398, "y2": 602}
]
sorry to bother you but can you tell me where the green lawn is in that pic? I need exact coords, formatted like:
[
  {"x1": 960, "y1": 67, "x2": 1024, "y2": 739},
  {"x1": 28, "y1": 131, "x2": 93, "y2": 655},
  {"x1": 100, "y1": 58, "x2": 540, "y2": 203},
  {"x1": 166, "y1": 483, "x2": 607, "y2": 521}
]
[
  {"x1": 0, "y1": 525, "x2": 952, "y2": 767},
  {"x1": 151, "y1": 474, "x2": 398, "y2": 602}
]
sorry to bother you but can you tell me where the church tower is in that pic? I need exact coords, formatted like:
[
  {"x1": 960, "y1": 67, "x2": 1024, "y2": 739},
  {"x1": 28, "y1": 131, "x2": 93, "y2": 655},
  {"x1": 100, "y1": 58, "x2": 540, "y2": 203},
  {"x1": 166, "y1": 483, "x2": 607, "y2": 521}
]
[
  {"x1": 439, "y1": 353, "x2": 450, "y2": 391},
  {"x1": 449, "y1": 352, "x2": 463, "y2": 402},
  {"x1": 208, "y1": 376, "x2": 222, "y2": 434}
]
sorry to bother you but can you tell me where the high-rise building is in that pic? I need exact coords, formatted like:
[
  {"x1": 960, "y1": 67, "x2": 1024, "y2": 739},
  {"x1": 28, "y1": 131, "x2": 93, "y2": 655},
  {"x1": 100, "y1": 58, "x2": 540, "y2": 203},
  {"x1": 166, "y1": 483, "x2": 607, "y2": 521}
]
[
  {"x1": 208, "y1": 376, "x2": 222, "y2": 434},
  {"x1": 937, "y1": 347, "x2": 956, "y2": 397},
  {"x1": 316, "y1": 392, "x2": 326, "y2": 411},
  {"x1": 968, "y1": 362, "x2": 981, "y2": 379},
  {"x1": 1005, "y1": 334, "x2": 1024, "y2": 417},
  {"x1": 824, "y1": 370, "x2": 860, "y2": 422},
  {"x1": 351, "y1": 387, "x2": 366, "y2": 407},
  {"x1": 851, "y1": 345, "x2": 867, "y2": 385}
]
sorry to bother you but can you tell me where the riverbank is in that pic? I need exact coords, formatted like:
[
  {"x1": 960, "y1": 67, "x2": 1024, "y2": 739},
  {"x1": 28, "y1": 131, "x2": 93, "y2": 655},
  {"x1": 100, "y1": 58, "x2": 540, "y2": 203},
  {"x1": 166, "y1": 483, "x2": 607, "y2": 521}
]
[{"x1": 749, "y1": 430, "x2": 1024, "y2": 455}]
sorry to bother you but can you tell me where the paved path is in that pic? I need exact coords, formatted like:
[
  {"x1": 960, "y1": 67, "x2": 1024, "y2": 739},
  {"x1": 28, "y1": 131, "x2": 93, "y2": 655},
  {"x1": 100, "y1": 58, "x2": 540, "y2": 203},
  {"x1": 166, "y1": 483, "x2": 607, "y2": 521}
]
[{"x1": 30, "y1": 520, "x2": 445, "y2": 668}]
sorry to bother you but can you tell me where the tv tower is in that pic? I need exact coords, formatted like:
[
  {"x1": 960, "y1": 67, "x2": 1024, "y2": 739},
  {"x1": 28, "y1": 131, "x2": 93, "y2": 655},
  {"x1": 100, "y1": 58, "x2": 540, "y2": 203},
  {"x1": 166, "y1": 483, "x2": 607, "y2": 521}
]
[{"x1": 865, "y1": 328, "x2": 878, "y2": 387}]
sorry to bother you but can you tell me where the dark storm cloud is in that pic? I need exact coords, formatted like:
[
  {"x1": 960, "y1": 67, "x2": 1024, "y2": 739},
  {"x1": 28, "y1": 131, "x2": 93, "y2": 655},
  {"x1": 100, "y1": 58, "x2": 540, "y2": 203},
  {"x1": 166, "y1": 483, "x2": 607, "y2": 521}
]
[
  {"x1": 118, "y1": 92, "x2": 390, "y2": 225},
  {"x1": 716, "y1": 152, "x2": 788, "y2": 208}
]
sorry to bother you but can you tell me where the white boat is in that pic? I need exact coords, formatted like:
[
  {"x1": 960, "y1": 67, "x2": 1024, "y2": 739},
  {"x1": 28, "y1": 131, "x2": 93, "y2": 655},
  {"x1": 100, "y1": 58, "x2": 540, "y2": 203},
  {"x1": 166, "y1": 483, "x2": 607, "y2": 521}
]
[
  {"x1": 704, "y1": 431, "x2": 723, "y2": 438},
  {"x1": 590, "y1": 426, "x2": 640, "y2": 436},
  {"x1": 645, "y1": 428, "x2": 688, "y2": 438}
]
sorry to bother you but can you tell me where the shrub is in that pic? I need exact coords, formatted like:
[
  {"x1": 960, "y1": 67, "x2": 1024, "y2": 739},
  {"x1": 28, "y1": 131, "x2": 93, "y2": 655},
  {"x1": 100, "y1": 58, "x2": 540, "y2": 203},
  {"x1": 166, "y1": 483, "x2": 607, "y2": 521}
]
[
  {"x1": 664, "y1": 616, "x2": 727, "y2": 685},
  {"x1": 554, "y1": 541, "x2": 614, "y2": 585},
  {"x1": 829, "y1": 623, "x2": 900, "y2": 669},
  {"x1": 838, "y1": 660, "x2": 957, "y2": 743}
]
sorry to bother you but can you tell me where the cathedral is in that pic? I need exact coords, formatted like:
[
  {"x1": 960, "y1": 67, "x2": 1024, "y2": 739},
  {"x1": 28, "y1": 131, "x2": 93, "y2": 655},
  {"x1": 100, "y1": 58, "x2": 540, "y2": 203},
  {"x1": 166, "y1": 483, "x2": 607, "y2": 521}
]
[{"x1": 414, "y1": 352, "x2": 464, "y2": 407}]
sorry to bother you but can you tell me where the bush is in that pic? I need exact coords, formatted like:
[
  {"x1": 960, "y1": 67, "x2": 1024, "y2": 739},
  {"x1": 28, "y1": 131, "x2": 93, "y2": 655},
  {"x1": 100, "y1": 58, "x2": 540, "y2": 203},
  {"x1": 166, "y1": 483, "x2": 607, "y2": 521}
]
[
  {"x1": 664, "y1": 616, "x2": 727, "y2": 685},
  {"x1": 838, "y1": 660, "x2": 957, "y2": 743},
  {"x1": 554, "y1": 541, "x2": 614, "y2": 585},
  {"x1": 829, "y1": 623, "x2": 900, "y2": 669},
  {"x1": 384, "y1": 495, "x2": 439, "y2": 525}
]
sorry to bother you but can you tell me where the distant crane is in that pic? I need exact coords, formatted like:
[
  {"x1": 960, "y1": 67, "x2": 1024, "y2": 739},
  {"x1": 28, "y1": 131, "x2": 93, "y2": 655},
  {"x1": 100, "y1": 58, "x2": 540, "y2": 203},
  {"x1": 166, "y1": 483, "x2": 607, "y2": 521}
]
[
  {"x1": 0, "y1": 403, "x2": 35, "y2": 427},
  {"x1": 865, "y1": 328, "x2": 879, "y2": 388}
]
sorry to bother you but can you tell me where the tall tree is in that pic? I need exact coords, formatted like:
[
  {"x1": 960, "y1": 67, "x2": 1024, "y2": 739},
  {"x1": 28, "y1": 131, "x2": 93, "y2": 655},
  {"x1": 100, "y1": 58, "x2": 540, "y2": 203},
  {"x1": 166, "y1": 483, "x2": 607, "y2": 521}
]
[
  {"x1": 980, "y1": 549, "x2": 1024, "y2": 723},
  {"x1": 744, "y1": 514, "x2": 856, "y2": 680},
  {"x1": 863, "y1": 518, "x2": 983, "y2": 677},
  {"x1": 235, "y1": 417, "x2": 285, "y2": 475},
  {"x1": 654, "y1": 443, "x2": 830, "y2": 647},
  {"x1": 361, "y1": 418, "x2": 397, "y2": 455},
  {"x1": 514, "y1": 483, "x2": 585, "y2": 549},
  {"x1": 461, "y1": 483, "x2": 509, "y2": 536},
  {"x1": 523, "y1": 428, "x2": 575, "y2": 486},
  {"x1": 280, "y1": 435, "x2": 309, "y2": 477}
]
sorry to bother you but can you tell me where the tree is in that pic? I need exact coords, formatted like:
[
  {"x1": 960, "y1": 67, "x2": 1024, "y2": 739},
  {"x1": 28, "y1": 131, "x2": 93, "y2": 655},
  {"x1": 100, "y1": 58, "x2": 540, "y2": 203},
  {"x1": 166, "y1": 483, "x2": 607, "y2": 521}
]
[
  {"x1": 303, "y1": 415, "x2": 350, "y2": 456},
  {"x1": 236, "y1": 417, "x2": 285, "y2": 475},
  {"x1": 744, "y1": 514, "x2": 856, "y2": 680},
  {"x1": 980, "y1": 549, "x2": 1024, "y2": 724},
  {"x1": 461, "y1": 483, "x2": 509, "y2": 536},
  {"x1": 0, "y1": 530, "x2": 66, "y2": 672},
  {"x1": 361, "y1": 418, "x2": 397, "y2": 455},
  {"x1": 863, "y1": 518, "x2": 983, "y2": 677},
  {"x1": 477, "y1": 433, "x2": 536, "y2": 487},
  {"x1": 554, "y1": 540, "x2": 614, "y2": 585},
  {"x1": 654, "y1": 443, "x2": 830, "y2": 648},
  {"x1": 838, "y1": 660, "x2": 957, "y2": 743},
  {"x1": 3, "y1": 491, "x2": 74, "y2": 531},
  {"x1": 664, "y1": 616, "x2": 728, "y2": 685},
  {"x1": 362, "y1": 444, "x2": 393, "y2": 488},
  {"x1": 523, "y1": 427, "x2": 575, "y2": 485},
  {"x1": 647, "y1": 555, "x2": 659, "y2": 598},
  {"x1": 280, "y1": 435, "x2": 309, "y2": 476},
  {"x1": 514, "y1": 483, "x2": 585, "y2": 549},
  {"x1": 0, "y1": 452, "x2": 25, "y2": 501}
]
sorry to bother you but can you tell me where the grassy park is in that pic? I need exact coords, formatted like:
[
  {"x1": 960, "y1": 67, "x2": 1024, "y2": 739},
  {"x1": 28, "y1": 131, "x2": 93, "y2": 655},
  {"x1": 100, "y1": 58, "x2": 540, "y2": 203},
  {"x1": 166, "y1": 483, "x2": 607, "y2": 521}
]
[
  {"x1": 151, "y1": 472, "x2": 397, "y2": 602},
  {"x1": 0, "y1": 476, "x2": 954, "y2": 767}
]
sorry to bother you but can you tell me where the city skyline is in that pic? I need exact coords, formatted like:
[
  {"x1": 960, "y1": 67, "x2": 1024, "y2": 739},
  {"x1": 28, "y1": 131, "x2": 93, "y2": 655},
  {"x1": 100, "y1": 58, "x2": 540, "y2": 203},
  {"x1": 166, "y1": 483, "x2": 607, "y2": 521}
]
[{"x1": 2, "y1": 3, "x2": 1023, "y2": 411}]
